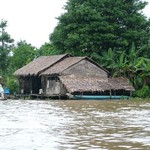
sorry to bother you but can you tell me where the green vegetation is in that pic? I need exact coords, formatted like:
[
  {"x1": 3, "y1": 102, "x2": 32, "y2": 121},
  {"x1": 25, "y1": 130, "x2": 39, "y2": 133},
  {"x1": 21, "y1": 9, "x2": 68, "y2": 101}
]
[
  {"x1": 36, "y1": 42, "x2": 61, "y2": 56},
  {"x1": 0, "y1": 20, "x2": 14, "y2": 78},
  {"x1": 50, "y1": 0, "x2": 150, "y2": 57},
  {"x1": 6, "y1": 76, "x2": 19, "y2": 95},
  {"x1": 0, "y1": 0, "x2": 150, "y2": 98},
  {"x1": 49, "y1": 0, "x2": 150, "y2": 98},
  {"x1": 9, "y1": 40, "x2": 36, "y2": 72}
]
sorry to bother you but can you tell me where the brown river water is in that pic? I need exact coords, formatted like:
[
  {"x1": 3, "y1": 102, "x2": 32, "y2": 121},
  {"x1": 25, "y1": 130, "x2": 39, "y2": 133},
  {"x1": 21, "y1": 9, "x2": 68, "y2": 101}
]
[{"x1": 0, "y1": 99, "x2": 150, "y2": 150}]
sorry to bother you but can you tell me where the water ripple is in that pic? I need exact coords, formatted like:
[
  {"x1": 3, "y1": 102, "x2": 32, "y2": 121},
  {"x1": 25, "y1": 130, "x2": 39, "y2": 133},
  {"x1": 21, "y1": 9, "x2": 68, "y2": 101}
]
[{"x1": 0, "y1": 100, "x2": 150, "y2": 149}]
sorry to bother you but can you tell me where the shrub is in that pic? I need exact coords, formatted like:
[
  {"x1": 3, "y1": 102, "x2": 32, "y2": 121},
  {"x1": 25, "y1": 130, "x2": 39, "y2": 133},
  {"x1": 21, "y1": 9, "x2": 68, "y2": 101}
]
[
  {"x1": 134, "y1": 85, "x2": 150, "y2": 98},
  {"x1": 6, "y1": 77, "x2": 19, "y2": 94}
]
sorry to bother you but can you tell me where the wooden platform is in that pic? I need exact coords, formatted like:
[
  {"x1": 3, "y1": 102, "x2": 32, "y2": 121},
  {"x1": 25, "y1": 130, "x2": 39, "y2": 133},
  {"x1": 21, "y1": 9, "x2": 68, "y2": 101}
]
[
  {"x1": 30, "y1": 94, "x2": 62, "y2": 100},
  {"x1": 14, "y1": 94, "x2": 67, "y2": 100}
]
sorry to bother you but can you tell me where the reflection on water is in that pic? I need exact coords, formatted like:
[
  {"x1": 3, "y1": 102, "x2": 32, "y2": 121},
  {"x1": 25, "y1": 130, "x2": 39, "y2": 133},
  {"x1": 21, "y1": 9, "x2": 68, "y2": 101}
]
[{"x1": 0, "y1": 99, "x2": 150, "y2": 150}]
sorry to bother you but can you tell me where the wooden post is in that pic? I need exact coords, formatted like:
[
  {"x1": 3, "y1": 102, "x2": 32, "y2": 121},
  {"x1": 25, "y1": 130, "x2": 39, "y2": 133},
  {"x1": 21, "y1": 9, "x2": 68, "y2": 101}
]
[
  {"x1": 130, "y1": 91, "x2": 132, "y2": 97},
  {"x1": 30, "y1": 76, "x2": 32, "y2": 94},
  {"x1": 109, "y1": 89, "x2": 112, "y2": 99}
]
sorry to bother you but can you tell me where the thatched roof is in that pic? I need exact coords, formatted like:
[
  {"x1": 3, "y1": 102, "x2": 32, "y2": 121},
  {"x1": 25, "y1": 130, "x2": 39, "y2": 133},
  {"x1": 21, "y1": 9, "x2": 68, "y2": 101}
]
[
  {"x1": 59, "y1": 75, "x2": 135, "y2": 93},
  {"x1": 14, "y1": 54, "x2": 108, "y2": 76},
  {"x1": 40, "y1": 57, "x2": 87, "y2": 75},
  {"x1": 40, "y1": 56, "x2": 108, "y2": 75},
  {"x1": 14, "y1": 54, "x2": 69, "y2": 76}
]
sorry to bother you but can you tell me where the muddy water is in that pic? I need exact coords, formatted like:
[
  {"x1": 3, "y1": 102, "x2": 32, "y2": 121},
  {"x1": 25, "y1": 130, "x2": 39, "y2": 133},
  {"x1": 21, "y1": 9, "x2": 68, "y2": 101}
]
[{"x1": 0, "y1": 99, "x2": 150, "y2": 150}]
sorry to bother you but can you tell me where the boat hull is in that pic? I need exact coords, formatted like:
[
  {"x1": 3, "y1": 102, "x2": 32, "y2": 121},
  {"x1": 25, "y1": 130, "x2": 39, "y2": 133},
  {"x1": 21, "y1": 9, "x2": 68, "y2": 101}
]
[{"x1": 73, "y1": 95, "x2": 129, "y2": 100}]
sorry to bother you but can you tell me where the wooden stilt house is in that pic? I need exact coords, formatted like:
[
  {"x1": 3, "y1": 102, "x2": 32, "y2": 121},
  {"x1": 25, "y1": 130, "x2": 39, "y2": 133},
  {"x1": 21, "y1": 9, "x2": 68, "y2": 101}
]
[
  {"x1": 14, "y1": 54, "x2": 134, "y2": 99},
  {"x1": 14, "y1": 54, "x2": 70, "y2": 95}
]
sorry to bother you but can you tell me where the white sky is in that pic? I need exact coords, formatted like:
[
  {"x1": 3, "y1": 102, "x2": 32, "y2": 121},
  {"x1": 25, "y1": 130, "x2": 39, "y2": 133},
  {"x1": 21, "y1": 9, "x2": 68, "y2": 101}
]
[
  {"x1": 0, "y1": 0, "x2": 149, "y2": 48},
  {"x1": 0, "y1": 0, "x2": 67, "y2": 48}
]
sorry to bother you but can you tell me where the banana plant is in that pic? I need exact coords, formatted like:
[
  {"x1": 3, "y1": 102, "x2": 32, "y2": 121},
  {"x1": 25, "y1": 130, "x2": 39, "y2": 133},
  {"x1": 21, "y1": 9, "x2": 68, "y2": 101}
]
[
  {"x1": 92, "y1": 48, "x2": 116, "y2": 76},
  {"x1": 138, "y1": 58, "x2": 150, "y2": 86},
  {"x1": 112, "y1": 51, "x2": 128, "y2": 77}
]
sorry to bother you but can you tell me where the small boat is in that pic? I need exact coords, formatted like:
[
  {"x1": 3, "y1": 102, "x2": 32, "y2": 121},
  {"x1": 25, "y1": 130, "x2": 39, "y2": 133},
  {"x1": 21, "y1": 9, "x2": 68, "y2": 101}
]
[{"x1": 72, "y1": 95, "x2": 129, "y2": 100}]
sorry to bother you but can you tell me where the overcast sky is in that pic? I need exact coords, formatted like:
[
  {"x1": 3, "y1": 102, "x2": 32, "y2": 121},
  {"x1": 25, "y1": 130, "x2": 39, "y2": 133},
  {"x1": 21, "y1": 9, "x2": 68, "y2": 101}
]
[{"x1": 0, "y1": 0, "x2": 149, "y2": 48}]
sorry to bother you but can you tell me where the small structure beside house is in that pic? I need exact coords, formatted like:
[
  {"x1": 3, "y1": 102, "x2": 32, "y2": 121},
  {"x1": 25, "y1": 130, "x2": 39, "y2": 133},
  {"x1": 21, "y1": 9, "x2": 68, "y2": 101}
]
[{"x1": 14, "y1": 54, "x2": 134, "y2": 99}]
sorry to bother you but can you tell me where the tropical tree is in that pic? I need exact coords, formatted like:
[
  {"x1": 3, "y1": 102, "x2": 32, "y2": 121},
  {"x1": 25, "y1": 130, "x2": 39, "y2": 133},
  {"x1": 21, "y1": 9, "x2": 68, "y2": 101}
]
[
  {"x1": 0, "y1": 19, "x2": 14, "y2": 76},
  {"x1": 9, "y1": 40, "x2": 36, "y2": 73},
  {"x1": 133, "y1": 57, "x2": 150, "y2": 98},
  {"x1": 37, "y1": 42, "x2": 61, "y2": 57},
  {"x1": 113, "y1": 51, "x2": 128, "y2": 77},
  {"x1": 97, "y1": 42, "x2": 150, "y2": 91},
  {"x1": 138, "y1": 58, "x2": 150, "y2": 86},
  {"x1": 92, "y1": 48, "x2": 116, "y2": 75},
  {"x1": 50, "y1": 0, "x2": 150, "y2": 58}
]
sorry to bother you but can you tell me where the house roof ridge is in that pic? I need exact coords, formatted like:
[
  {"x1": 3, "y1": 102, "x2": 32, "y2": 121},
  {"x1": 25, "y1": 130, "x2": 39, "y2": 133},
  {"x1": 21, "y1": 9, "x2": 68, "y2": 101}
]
[
  {"x1": 40, "y1": 56, "x2": 84, "y2": 75},
  {"x1": 14, "y1": 54, "x2": 71, "y2": 76}
]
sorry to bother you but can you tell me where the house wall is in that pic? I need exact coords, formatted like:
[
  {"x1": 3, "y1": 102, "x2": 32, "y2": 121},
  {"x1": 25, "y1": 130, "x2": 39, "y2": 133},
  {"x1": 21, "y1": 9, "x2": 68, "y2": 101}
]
[
  {"x1": 18, "y1": 76, "x2": 31, "y2": 94},
  {"x1": 62, "y1": 59, "x2": 108, "y2": 77},
  {"x1": 31, "y1": 76, "x2": 41, "y2": 94},
  {"x1": 43, "y1": 76, "x2": 67, "y2": 95},
  {"x1": 41, "y1": 59, "x2": 108, "y2": 96},
  {"x1": 18, "y1": 76, "x2": 41, "y2": 94}
]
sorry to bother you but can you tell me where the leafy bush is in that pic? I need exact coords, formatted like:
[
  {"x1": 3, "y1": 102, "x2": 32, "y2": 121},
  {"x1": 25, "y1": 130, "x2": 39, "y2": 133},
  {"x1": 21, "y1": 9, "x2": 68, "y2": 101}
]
[
  {"x1": 134, "y1": 86, "x2": 150, "y2": 98},
  {"x1": 6, "y1": 77, "x2": 19, "y2": 94}
]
